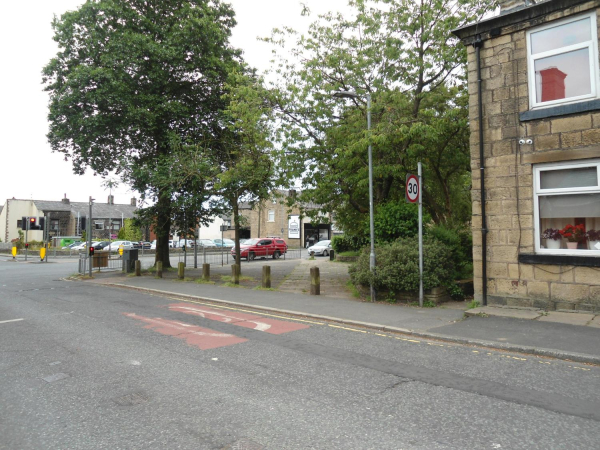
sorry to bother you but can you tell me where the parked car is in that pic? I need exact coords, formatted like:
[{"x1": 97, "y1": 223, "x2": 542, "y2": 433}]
[
  {"x1": 150, "y1": 240, "x2": 175, "y2": 249},
  {"x1": 136, "y1": 241, "x2": 151, "y2": 249},
  {"x1": 307, "y1": 240, "x2": 332, "y2": 256},
  {"x1": 105, "y1": 240, "x2": 135, "y2": 252},
  {"x1": 196, "y1": 239, "x2": 217, "y2": 248},
  {"x1": 62, "y1": 241, "x2": 82, "y2": 249},
  {"x1": 91, "y1": 241, "x2": 110, "y2": 250},
  {"x1": 213, "y1": 238, "x2": 235, "y2": 248},
  {"x1": 72, "y1": 241, "x2": 100, "y2": 251},
  {"x1": 178, "y1": 239, "x2": 196, "y2": 248},
  {"x1": 231, "y1": 238, "x2": 288, "y2": 261}
]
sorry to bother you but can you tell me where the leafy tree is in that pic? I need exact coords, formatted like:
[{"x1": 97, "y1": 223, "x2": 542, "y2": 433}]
[
  {"x1": 215, "y1": 71, "x2": 275, "y2": 272},
  {"x1": 117, "y1": 219, "x2": 142, "y2": 242},
  {"x1": 263, "y1": 0, "x2": 492, "y2": 235},
  {"x1": 43, "y1": 0, "x2": 242, "y2": 268}
]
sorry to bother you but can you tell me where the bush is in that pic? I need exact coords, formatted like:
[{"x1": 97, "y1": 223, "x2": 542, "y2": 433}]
[
  {"x1": 331, "y1": 234, "x2": 369, "y2": 253},
  {"x1": 426, "y1": 224, "x2": 473, "y2": 280},
  {"x1": 349, "y1": 237, "x2": 455, "y2": 295}
]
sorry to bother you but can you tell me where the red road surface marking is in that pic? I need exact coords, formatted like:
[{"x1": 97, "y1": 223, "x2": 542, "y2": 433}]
[
  {"x1": 124, "y1": 313, "x2": 248, "y2": 350},
  {"x1": 168, "y1": 303, "x2": 310, "y2": 334}
]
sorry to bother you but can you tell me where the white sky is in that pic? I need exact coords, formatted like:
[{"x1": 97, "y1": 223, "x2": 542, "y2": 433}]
[{"x1": 0, "y1": 0, "x2": 347, "y2": 207}]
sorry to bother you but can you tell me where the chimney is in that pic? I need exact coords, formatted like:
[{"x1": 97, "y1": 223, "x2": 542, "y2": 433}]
[
  {"x1": 107, "y1": 195, "x2": 114, "y2": 205},
  {"x1": 130, "y1": 197, "x2": 137, "y2": 206},
  {"x1": 498, "y1": 0, "x2": 533, "y2": 15},
  {"x1": 61, "y1": 194, "x2": 70, "y2": 204},
  {"x1": 540, "y1": 67, "x2": 567, "y2": 102}
]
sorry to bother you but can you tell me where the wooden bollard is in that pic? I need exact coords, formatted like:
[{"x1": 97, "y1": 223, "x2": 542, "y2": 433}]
[
  {"x1": 157, "y1": 261, "x2": 163, "y2": 278},
  {"x1": 262, "y1": 265, "x2": 271, "y2": 289},
  {"x1": 135, "y1": 260, "x2": 141, "y2": 276},
  {"x1": 310, "y1": 267, "x2": 320, "y2": 295},
  {"x1": 178, "y1": 262, "x2": 185, "y2": 280},
  {"x1": 202, "y1": 263, "x2": 210, "y2": 281},
  {"x1": 231, "y1": 264, "x2": 240, "y2": 285}
]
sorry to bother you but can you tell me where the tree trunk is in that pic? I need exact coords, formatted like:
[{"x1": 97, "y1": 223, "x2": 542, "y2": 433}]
[
  {"x1": 233, "y1": 200, "x2": 242, "y2": 275},
  {"x1": 155, "y1": 188, "x2": 172, "y2": 268}
]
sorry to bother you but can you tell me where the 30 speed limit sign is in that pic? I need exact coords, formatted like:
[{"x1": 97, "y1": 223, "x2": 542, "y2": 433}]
[{"x1": 405, "y1": 173, "x2": 420, "y2": 203}]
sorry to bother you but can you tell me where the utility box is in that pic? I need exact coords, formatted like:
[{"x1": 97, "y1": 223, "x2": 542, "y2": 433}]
[
  {"x1": 122, "y1": 249, "x2": 139, "y2": 273},
  {"x1": 329, "y1": 249, "x2": 335, "y2": 261}
]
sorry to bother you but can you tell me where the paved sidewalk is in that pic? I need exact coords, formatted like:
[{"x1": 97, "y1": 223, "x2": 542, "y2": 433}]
[{"x1": 84, "y1": 258, "x2": 600, "y2": 365}]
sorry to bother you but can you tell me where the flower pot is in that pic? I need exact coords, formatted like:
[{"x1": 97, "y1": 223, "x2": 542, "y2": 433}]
[
  {"x1": 566, "y1": 242, "x2": 578, "y2": 249},
  {"x1": 546, "y1": 239, "x2": 561, "y2": 249},
  {"x1": 589, "y1": 240, "x2": 600, "y2": 250}
]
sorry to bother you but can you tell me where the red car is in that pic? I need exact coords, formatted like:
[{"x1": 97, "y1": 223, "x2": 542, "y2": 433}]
[{"x1": 231, "y1": 238, "x2": 288, "y2": 261}]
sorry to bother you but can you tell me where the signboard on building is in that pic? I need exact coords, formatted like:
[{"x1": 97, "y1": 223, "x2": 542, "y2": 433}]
[{"x1": 288, "y1": 216, "x2": 300, "y2": 239}]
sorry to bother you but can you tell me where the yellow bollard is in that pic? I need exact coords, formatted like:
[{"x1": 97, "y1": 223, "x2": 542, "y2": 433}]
[{"x1": 40, "y1": 247, "x2": 46, "y2": 261}]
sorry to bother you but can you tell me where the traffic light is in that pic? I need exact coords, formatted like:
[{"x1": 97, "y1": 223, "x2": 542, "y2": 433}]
[
  {"x1": 25, "y1": 243, "x2": 29, "y2": 249},
  {"x1": 38, "y1": 217, "x2": 45, "y2": 229},
  {"x1": 29, "y1": 217, "x2": 37, "y2": 228},
  {"x1": 21, "y1": 217, "x2": 27, "y2": 230},
  {"x1": 89, "y1": 246, "x2": 95, "y2": 257}
]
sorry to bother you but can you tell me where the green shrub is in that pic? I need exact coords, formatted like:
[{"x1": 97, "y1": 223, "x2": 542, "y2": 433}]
[
  {"x1": 331, "y1": 235, "x2": 369, "y2": 253},
  {"x1": 426, "y1": 224, "x2": 473, "y2": 280},
  {"x1": 349, "y1": 237, "x2": 455, "y2": 295}
]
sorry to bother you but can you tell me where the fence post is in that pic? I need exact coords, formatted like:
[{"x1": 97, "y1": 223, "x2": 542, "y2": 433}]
[
  {"x1": 135, "y1": 260, "x2": 141, "y2": 276},
  {"x1": 262, "y1": 265, "x2": 271, "y2": 289},
  {"x1": 178, "y1": 262, "x2": 185, "y2": 280},
  {"x1": 231, "y1": 264, "x2": 240, "y2": 285},
  {"x1": 310, "y1": 267, "x2": 320, "y2": 295},
  {"x1": 157, "y1": 261, "x2": 163, "y2": 278},
  {"x1": 202, "y1": 263, "x2": 210, "y2": 281}
]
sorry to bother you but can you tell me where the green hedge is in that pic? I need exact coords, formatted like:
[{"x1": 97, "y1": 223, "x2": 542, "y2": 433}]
[{"x1": 349, "y1": 237, "x2": 455, "y2": 296}]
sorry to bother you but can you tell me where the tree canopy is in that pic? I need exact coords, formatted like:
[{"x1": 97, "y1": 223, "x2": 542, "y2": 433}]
[
  {"x1": 43, "y1": 0, "x2": 243, "y2": 266},
  {"x1": 264, "y1": 0, "x2": 492, "y2": 237}
]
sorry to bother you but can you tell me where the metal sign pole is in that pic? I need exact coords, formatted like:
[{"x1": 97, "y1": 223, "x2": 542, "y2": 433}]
[
  {"x1": 88, "y1": 197, "x2": 94, "y2": 277},
  {"x1": 418, "y1": 162, "x2": 423, "y2": 308},
  {"x1": 25, "y1": 219, "x2": 29, "y2": 261}
]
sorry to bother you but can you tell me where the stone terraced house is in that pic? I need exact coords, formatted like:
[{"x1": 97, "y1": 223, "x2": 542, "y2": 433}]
[{"x1": 453, "y1": 0, "x2": 600, "y2": 311}]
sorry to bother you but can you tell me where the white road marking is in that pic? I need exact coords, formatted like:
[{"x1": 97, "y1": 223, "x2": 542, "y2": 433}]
[
  {"x1": 0, "y1": 318, "x2": 24, "y2": 324},
  {"x1": 170, "y1": 305, "x2": 273, "y2": 331}
]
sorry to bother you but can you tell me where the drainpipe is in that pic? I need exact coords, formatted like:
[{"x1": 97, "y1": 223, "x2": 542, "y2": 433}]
[{"x1": 474, "y1": 35, "x2": 488, "y2": 306}]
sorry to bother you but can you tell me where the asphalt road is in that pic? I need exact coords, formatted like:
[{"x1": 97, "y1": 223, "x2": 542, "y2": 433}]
[{"x1": 1, "y1": 259, "x2": 599, "y2": 449}]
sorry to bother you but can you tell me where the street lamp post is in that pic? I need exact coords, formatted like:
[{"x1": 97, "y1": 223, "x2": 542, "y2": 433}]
[{"x1": 332, "y1": 91, "x2": 376, "y2": 302}]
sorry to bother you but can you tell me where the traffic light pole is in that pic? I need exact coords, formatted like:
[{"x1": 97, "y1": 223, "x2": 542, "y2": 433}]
[
  {"x1": 25, "y1": 220, "x2": 29, "y2": 261},
  {"x1": 88, "y1": 197, "x2": 94, "y2": 277}
]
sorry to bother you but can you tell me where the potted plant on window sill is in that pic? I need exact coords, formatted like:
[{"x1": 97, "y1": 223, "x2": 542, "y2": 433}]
[
  {"x1": 559, "y1": 224, "x2": 586, "y2": 250},
  {"x1": 541, "y1": 228, "x2": 561, "y2": 249},
  {"x1": 587, "y1": 229, "x2": 600, "y2": 251}
]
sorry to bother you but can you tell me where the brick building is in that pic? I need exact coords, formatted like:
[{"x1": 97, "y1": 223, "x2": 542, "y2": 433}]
[
  {"x1": 220, "y1": 190, "x2": 337, "y2": 248},
  {"x1": 453, "y1": 0, "x2": 600, "y2": 311},
  {"x1": 0, "y1": 195, "x2": 138, "y2": 244}
]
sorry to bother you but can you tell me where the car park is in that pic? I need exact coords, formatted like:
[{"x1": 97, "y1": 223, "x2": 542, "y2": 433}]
[
  {"x1": 231, "y1": 238, "x2": 287, "y2": 261},
  {"x1": 213, "y1": 238, "x2": 235, "y2": 248},
  {"x1": 196, "y1": 239, "x2": 217, "y2": 248},
  {"x1": 105, "y1": 240, "x2": 135, "y2": 252},
  {"x1": 307, "y1": 240, "x2": 332, "y2": 256},
  {"x1": 91, "y1": 241, "x2": 110, "y2": 250},
  {"x1": 62, "y1": 241, "x2": 82, "y2": 249}
]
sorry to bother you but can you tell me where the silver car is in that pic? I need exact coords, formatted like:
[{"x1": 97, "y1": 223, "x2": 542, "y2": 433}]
[{"x1": 307, "y1": 240, "x2": 332, "y2": 256}]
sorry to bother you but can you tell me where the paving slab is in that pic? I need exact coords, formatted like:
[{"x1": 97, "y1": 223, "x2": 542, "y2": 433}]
[
  {"x1": 465, "y1": 306, "x2": 541, "y2": 320},
  {"x1": 538, "y1": 311, "x2": 595, "y2": 325}
]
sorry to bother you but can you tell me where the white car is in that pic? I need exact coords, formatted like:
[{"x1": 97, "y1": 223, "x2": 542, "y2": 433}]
[
  {"x1": 307, "y1": 240, "x2": 332, "y2": 256},
  {"x1": 72, "y1": 241, "x2": 100, "y2": 251},
  {"x1": 196, "y1": 239, "x2": 217, "y2": 248},
  {"x1": 105, "y1": 240, "x2": 135, "y2": 252},
  {"x1": 150, "y1": 240, "x2": 175, "y2": 250}
]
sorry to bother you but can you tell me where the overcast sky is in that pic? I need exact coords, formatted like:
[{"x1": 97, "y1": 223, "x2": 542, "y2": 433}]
[{"x1": 0, "y1": 0, "x2": 347, "y2": 207}]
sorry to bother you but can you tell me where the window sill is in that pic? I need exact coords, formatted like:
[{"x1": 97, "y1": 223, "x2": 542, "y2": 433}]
[
  {"x1": 520, "y1": 99, "x2": 600, "y2": 122},
  {"x1": 519, "y1": 253, "x2": 600, "y2": 267}
]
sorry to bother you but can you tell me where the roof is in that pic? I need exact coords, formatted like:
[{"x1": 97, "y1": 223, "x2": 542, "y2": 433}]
[
  {"x1": 32, "y1": 200, "x2": 137, "y2": 219},
  {"x1": 452, "y1": 0, "x2": 588, "y2": 43}
]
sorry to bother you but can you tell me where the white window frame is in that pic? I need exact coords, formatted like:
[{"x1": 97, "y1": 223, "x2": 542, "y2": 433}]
[
  {"x1": 526, "y1": 12, "x2": 600, "y2": 109},
  {"x1": 267, "y1": 210, "x2": 275, "y2": 222},
  {"x1": 533, "y1": 159, "x2": 600, "y2": 255},
  {"x1": 94, "y1": 221, "x2": 105, "y2": 230}
]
